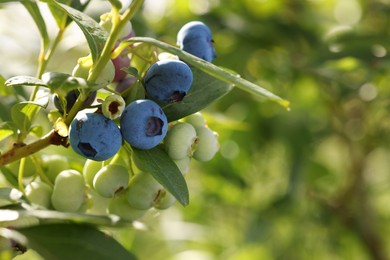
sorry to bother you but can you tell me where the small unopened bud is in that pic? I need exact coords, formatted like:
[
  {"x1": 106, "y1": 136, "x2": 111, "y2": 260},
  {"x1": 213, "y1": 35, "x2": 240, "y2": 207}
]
[{"x1": 102, "y1": 94, "x2": 126, "y2": 120}]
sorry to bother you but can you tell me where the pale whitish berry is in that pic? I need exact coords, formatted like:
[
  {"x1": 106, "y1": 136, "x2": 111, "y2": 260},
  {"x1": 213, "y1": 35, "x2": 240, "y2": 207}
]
[
  {"x1": 153, "y1": 189, "x2": 176, "y2": 210},
  {"x1": 87, "y1": 189, "x2": 111, "y2": 215},
  {"x1": 108, "y1": 192, "x2": 148, "y2": 221},
  {"x1": 174, "y1": 156, "x2": 191, "y2": 175},
  {"x1": 182, "y1": 112, "x2": 206, "y2": 128},
  {"x1": 72, "y1": 54, "x2": 115, "y2": 85},
  {"x1": 83, "y1": 159, "x2": 103, "y2": 187},
  {"x1": 102, "y1": 94, "x2": 126, "y2": 120},
  {"x1": 125, "y1": 172, "x2": 163, "y2": 210},
  {"x1": 93, "y1": 164, "x2": 129, "y2": 198},
  {"x1": 42, "y1": 155, "x2": 70, "y2": 184},
  {"x1": 99, "y1": 12, "x2": 133, "y2": 40},
  {"x1": 25, "y1": 181, "x2": 53, "y2": 208},
  {"x1": 51, "y1": 170, "x2": 86, "y2": 212},
  {"x1": 164, "y1": 122, "x2": 198, "y2": 160},
  {"x1": 193, "y1": 126, "x2": 219, "y2": 162}
]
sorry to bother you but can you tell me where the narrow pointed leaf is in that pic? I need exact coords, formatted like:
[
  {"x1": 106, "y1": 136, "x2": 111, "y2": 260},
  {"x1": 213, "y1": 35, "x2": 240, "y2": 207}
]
[
  {"x1": 162, "y1": 66, "x2": 233, "y2": 121},
  {"x1": 132, "y1": 146, "x2": 189, "y2": 206},
  {"x1": 5, "y1": 76, "x2": 46, "y2": 88},
  {"x1": 21, "y1": 0, "x2": 50, "y2": 48},
  {"x1": 11, "y1": 102, "x2": 44, "y2": 135},
  {"x1": 126, "y1": 37, "x2": 290, "y2": 109},
  {"x1": 44, "y1": 0, "x2": 108, "y2": 62},
  {"x1": 17, "y1": 223, "x2": 137, "y2": 260}
]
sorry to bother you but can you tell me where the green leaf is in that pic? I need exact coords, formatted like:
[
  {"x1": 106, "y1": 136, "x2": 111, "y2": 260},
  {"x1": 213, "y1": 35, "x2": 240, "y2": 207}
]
[
  {"x1": 16, "y1": 223, "x2": 137, "y2": 260},
  {"x1": 0, "y1": 209, "x2": 142, "y2": 227},
  {"x1": 42, "y1": 72, "x2": 87, "y2": 94},
  {"x1": 0, "y1": 122, "x2": 16, "y2": 141},
  {"x1": 0, "y1": 167, "x2": 18, "y2": 189},
  {"x1": 132, "y1": 146, "x2": 189, "y2": 206},
  {"x1": 48, "y1": 0, "x2": 91, "y2": 29},
  {"x1": 44, "y1": 0, "x2": 108, "y2": 63},
  {"x1": 21, "y1": 0, "x2": 50, "y2": 49},
  {"x1": 162, "y1": 66, "x2": 233, "y2": 121},
  {"x1": 126, "y1": 37, "x2": 290, "y2": 109},
  {"x1": 11, "y1": 102, "x2": 44, "y2": 135},
  {"x1": 5, "y1": 76, "x2": 47, "y2": 88},
  {"x1": 0, "y1": 75, "x2": 14, "y2": 96},
  {"x1": 29, "y1": 125, "x2": 43, "y2": 137},
  {"x1": 122, "y1": 67, "x2": 139, "y2": 78}
]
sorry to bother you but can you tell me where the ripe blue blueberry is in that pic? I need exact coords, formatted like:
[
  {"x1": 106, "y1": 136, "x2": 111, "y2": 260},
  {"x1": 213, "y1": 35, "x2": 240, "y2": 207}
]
[
  {"x1": 69, "y1": 112, "x2": 122, "y2": 161},
  {"x1": 120, "y1": 99, "x2": 168, "y2": 150},
  {"x1": 143, "y1": 60, "x2": 193, "y2": 103},
  {"x1": 177, "y1": 21, "x2": 216, "y2": 62}
]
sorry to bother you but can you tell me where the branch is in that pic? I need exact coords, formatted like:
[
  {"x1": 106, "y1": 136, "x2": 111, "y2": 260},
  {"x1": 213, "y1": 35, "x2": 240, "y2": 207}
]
[{"x1": 0, "y1": 130, "x2": 68, "y2": 166}]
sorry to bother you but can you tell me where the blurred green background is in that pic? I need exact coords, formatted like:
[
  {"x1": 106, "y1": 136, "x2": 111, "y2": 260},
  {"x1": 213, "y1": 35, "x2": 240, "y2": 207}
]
[{"x1": 2, "y1": 0, "x2": 390, "y2": 259}]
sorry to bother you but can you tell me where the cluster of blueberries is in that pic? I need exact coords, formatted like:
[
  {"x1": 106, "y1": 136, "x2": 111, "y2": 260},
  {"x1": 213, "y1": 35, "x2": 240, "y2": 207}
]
[
  {"x1": 65, "y1": 20, "x2": 217, "y2": 162},
  {"x1": 24, "y1": 19, "x2": 221, "y2": 217}
]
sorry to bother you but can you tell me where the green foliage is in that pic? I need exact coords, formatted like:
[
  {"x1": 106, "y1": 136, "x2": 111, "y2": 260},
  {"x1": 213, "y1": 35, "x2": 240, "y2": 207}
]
[
  {"x1": 132, "y1": 145, "x2": 189, "y2": 206},
  {"x1": 16, "y1": 224, "x2": 136, "y2": 260},
  {"x1": 2, "y1": 0, "x2": 389, "y2": 259},
  {"x1": 45, "y1": 0, "x2": 108, "y2": 63}
]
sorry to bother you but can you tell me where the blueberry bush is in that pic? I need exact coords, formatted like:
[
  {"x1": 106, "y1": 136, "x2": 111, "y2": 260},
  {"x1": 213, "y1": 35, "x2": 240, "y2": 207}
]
[{"x1": 0, "y1": 0, "x2": 288, "y2": 259}]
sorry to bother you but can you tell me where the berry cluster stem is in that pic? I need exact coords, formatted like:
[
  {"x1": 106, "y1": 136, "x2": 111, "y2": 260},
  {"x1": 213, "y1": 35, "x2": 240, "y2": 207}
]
[
  {"x1": 65, "y1": 0, "x2": 144, "y2": 126},
  {"x1": 0, "y1": 1, "x2": 145, "y2": 167}
]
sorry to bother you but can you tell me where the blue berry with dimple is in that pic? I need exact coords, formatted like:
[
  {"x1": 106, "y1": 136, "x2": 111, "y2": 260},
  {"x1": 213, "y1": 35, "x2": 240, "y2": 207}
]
[
  {"x1": 177, "y1": 21, "x2": 216, "y2": 62},
  {"x1": 144, "y1": 60, "x2": 193, "y2": 103},
  {"x1": 69, "y1": 113, "x2": 122, "y2": 161},
  {"x1": 120, "y1": 99, "x2": 168, "y2": 150}
]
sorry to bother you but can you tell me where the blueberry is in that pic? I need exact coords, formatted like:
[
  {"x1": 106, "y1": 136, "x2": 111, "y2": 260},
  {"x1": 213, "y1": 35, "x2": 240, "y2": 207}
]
[
  {"x1": 51, "y1": 169, "x2": 86, "y2": 212},
  {"x1": 164, "y1": 122, "x2": 198, "y2": 160},
  {"x1": 112, "y1": 53, "x2": 130, "y2": 82},
  {"x1": 42, "y1": 155, "x2": 70, "y2": 183},
  {"x1": 25, "y1": 181, "x2": 53, "y2": 208},
  {"x1": 143, "y1": 60, "x2": 193, "y2": 103},
  {"x1": 108, "y1": 191, "x2": 147, "y2": 221},
  {"x1": 93, "y1": 164, "x2": 129, "y2": 198},
  {"x1": 177, "y1": 21, "x2": 216, "y2": 62},
  {"x1": 69, "y1": 113, "x2": 122, "y2": 161},
  {"x1": 72, "y1": 55, "x2": 115, "y2": 85},
  {"x1": 100, "y1": 12, "x2": 133, "y2": 41},
  {"x1": 101, "y1": 94, "x2": 126, "y2": 120},
  {"x1": 125, "y1": 171, "x2": 163, "y2": 210},
  {"x1": 192, "y1": 126, "x2": 220, "y2": 162},
  {"x1": 120, "y1": 99, "x2": 168, "y2": 150},
  {"x1": 53, "y1": 89, "x2": 96, "y2": 114}
]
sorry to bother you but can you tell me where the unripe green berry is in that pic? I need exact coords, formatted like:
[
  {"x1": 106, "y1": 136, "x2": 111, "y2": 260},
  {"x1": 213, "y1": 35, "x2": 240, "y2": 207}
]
[
  {"x1": 87, "y1": 189, "x2": 111, "y2": 215},
  {"x1": 173, "y1": 156, "x2": 191, "y2": 175},
  {"x1": 25, "y1": 181, "x2": 53, "y2": 208},
  {"x1": 164, "y1": 122, "x2": 197, "y2": 160},
  {"x1": 93, "y1": 164, "x2": 129, "y2": 198},
  {"x1": 153, "y1": 189, "x2": 176, "y2": 210},
  {"x1": 108, "y1": 192, "x2": 147, "y2": 221},
  {"x1": 83, "y1": 159, "x2": 103, "y2": 187},
  {"x1": 72, "y1": 55, "x2": 115, "y2": 85},
  {"x1": 125, "y1": 172, "x2": 163, "y2": 210},
  {"x1": 99, "y1": 12, "x2": 133, "y2": 40},
  {"x1": 102, "y1": 94, "x2": 126, "y2": 120},
  {"x1": 192, "y1": 126, "x2": 219, "y2": 162},
  {"x1": 42, "y1": 155, "x2": 70, "y2": 184},
  {"x1": 182, "y1": 112, "x2": 206, "y2": 128},
  {"x1": 51, "y1": 170, "x2": 86, "y2": 212}
]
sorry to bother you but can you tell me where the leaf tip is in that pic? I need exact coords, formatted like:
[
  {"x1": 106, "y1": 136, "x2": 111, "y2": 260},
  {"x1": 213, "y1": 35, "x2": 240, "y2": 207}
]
[{"x1": 278, "y1": 99, "x2": 291, "y2": 111}]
